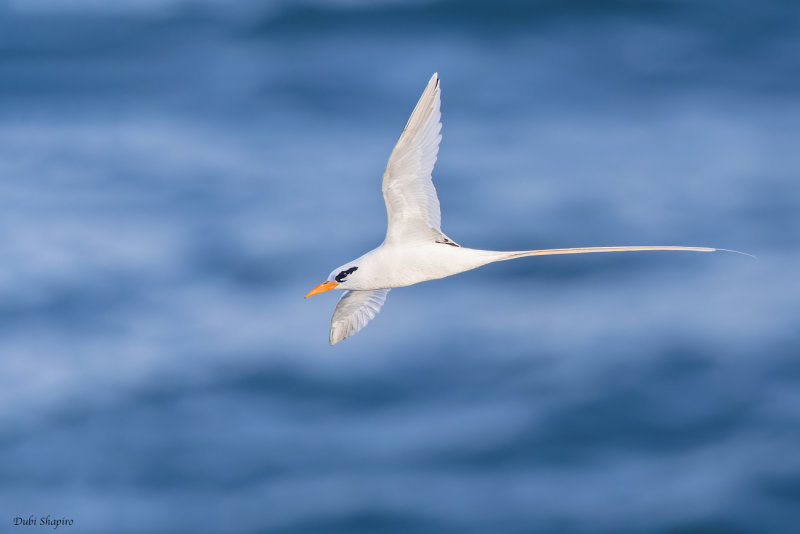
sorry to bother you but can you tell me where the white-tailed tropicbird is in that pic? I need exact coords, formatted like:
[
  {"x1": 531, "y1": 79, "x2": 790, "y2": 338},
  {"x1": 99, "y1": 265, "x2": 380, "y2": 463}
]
[{"x1": 306, "y1": 73, "x2": 741, "y2": 345}]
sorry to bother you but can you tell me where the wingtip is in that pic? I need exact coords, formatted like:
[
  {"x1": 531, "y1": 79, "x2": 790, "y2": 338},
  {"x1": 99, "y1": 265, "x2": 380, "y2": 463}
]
[{"x1": 329, "y1": 323, "x2": 346, "y2": 345}]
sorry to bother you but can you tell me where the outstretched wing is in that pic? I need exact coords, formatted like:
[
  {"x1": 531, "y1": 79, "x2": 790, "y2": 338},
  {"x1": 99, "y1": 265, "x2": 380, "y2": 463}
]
[
  {"x1": 330, "y1": 289, "x2": 390, "y2": 345},
  {"x1": 382, "y1": 73, "x2": 444, "y2": 245}
]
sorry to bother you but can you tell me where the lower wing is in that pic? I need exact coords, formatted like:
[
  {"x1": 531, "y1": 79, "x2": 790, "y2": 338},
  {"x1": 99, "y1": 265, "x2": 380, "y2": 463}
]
[{"x1": 330, "y1": 289, "x2": 391, "y2": 345}]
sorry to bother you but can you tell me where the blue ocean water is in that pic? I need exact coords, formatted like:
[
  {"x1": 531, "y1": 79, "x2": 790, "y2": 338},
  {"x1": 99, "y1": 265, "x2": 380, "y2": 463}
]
[{"x1": 1, "y1": 0, "x2": 799, "y2": 532}]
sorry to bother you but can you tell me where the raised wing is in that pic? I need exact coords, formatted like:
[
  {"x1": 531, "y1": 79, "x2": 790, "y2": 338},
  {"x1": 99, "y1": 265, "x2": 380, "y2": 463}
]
[
  {"x1": 382, "y1": 73, "x2": 444, "y2": 245},
  {"x1": 330, "y1": 289, "x2": 390, "y2": 345}
]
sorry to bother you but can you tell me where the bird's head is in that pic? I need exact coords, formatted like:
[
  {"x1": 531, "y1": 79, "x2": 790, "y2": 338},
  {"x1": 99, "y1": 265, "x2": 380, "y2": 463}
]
[{"x1": 305, "y1": 263, "x2": 360, "y2": 297}]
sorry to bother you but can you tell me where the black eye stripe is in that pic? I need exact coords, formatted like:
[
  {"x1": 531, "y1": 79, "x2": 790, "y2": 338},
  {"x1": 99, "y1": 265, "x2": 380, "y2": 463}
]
[{"x1": 335, "y1": 266, "x2": 358, "y2": 283}]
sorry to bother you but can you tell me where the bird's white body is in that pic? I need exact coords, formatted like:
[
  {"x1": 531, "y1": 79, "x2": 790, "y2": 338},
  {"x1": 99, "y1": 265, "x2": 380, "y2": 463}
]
[
  {"x1": 338, "y1": 244, "x2": 498, "y2": 290},
  {"x1": 306, "y1": 73, "x2": 730, "y2": 345}
]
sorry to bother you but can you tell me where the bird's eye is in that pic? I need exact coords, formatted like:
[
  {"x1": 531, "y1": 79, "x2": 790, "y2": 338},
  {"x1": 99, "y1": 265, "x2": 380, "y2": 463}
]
[{"x1": 335, "y1": 266, "x2": 358, "y2": 283}]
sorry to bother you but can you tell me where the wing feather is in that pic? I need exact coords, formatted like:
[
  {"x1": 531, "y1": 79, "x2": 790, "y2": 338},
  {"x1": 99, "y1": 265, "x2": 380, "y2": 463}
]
[
  {"x1": 329, "y1": 289, "x2": 390, "y2": 345},
  {"x1": 382, "y1": 73, "x2": 444, "y2": 244}
]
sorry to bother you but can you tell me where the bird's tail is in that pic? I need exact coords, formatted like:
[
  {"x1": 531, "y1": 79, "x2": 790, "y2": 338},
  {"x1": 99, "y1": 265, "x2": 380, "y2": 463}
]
[{"x1": 487, "y1": 246, "x2": 753, "y2": 262}]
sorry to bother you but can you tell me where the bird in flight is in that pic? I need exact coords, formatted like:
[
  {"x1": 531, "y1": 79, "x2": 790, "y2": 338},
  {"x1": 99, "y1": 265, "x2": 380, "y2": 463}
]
[{"x1": 306, "y1": 73, "x2": 735, "y2": 345}]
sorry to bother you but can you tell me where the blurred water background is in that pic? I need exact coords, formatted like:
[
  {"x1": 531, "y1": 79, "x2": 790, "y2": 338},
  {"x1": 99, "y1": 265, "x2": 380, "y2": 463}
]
[{"x1": 1, "y1": 0, "x2": 799, "y2": 532}]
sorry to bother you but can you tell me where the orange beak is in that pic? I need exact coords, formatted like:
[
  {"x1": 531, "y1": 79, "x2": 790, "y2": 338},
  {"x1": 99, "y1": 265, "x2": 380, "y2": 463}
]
[{"x1": 305, "y1": 280, "x2": 339, "y2": 298}]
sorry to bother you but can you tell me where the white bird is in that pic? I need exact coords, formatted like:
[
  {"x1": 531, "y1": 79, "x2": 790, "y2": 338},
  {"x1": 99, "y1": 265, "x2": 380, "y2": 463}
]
[{"x1": 306, "y1": 73, "x2": 734, "y2": 345}]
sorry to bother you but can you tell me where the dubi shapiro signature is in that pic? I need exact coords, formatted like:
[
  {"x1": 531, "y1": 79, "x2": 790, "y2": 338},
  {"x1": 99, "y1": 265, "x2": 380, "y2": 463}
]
[{"x1": 13, "y1": 516, "x2": 74, "y2": 529}]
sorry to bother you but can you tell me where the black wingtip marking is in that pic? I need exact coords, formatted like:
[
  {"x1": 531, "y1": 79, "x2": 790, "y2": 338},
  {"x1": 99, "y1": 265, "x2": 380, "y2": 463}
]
[{"x1": 436, "y1": 237, "x2": 459, "y2": 247}]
